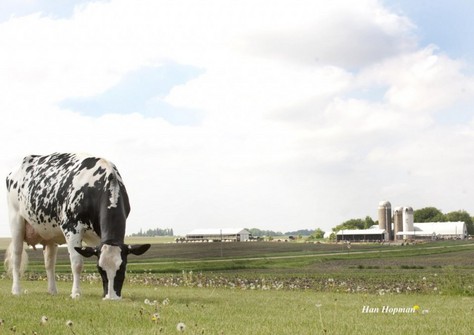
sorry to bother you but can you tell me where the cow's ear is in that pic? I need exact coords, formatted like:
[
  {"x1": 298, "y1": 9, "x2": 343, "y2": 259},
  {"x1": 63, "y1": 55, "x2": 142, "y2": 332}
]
[
  {"x1": 75, "y1": 246, "x2": 99, "y2": 258},
  {"x1": 126, "y1": 244, "x2": 151, "y2": 256}
]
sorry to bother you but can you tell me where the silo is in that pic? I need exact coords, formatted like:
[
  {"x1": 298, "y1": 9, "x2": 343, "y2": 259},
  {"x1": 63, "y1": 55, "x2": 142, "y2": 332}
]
[
  {"x1": 402, "y1": 206, "x2": 414, "y2": 240},
  {"x1": 393, "y1": 207, "x2": 403, "y2": 241},
  {"x1": 378, "y1": 201, "x2": 392, "y2": 241}
]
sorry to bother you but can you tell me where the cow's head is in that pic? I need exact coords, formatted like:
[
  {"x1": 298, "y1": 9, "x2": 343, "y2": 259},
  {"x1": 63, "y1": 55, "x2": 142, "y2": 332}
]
[{"x1": 75, "y1": 243, "x2": 150, "y2": 300}]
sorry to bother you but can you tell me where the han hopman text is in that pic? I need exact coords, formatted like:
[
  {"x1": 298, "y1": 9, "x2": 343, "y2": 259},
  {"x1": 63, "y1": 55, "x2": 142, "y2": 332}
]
[{"x1": 362, "y1": 305, "x2": 416, "y2": 315}]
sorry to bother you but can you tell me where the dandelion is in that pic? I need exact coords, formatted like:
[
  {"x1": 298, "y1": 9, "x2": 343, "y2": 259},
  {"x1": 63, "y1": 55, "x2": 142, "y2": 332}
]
[
  {"x1": 176, "y1": 322, "x2": 186, "y2": 332},
  {"x1": 413, "y1": 305, "x2": 420, "y2": 312},
  {"x1": 151, "y1": 313, "x2": 160, "y2": 322},
  {"x1": 40, "y1": 316, "x2": 49, "y2": 325}
]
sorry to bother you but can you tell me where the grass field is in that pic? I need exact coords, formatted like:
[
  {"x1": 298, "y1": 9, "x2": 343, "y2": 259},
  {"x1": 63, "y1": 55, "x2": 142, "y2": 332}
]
[{"x1": 1, "y1": 239, "x2": 474, "y2": 334}]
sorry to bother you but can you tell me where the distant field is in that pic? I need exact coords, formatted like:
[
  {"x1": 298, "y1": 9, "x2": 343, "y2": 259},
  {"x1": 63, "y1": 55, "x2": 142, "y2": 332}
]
[{"x1": 1, "y1": 239, "x2": 473, "y2": 295}]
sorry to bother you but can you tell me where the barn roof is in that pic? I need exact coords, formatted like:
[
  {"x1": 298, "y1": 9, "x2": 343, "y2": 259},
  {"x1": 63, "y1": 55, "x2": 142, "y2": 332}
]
[
  {"x1": 336, "y1": 227, "x2": 386, "y2": 236},
  {"x1": 186, "y1": 228, "x2": 250, "y2": 236}
]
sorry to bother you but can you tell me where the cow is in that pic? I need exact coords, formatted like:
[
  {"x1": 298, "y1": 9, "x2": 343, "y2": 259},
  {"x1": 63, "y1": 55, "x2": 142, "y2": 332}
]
[{"x1": 4, "y1": 153, "x2": 150, "y2": 300}]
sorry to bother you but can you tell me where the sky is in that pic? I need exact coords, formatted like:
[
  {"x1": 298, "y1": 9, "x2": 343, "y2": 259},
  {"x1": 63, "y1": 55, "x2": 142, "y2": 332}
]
[{"x1": 1, "y1": 0, "x2": 474, "y2": 237}]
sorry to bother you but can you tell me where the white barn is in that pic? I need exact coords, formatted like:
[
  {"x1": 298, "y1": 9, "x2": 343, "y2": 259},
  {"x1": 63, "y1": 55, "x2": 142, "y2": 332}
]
[
  {"x1": 336, "y1": 226, "x2": 386, "y2": 242},
  {"x1": 186, "y1": 228, "x2": 251, "y2": 242},
  {"x1": 396, "y1": 221, "x2": 467, "y2": 240}
]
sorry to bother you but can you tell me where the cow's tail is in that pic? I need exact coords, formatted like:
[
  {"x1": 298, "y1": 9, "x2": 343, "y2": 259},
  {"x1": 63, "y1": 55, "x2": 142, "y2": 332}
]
[{"x1": 4, "y1": 241, "x2": 28, "y2": 277}]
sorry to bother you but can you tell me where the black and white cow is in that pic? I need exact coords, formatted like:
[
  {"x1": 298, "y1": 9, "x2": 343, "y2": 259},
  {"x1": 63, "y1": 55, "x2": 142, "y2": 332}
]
[{"x1": 5, "y1": 153, "x2": 150, "y2": 299}]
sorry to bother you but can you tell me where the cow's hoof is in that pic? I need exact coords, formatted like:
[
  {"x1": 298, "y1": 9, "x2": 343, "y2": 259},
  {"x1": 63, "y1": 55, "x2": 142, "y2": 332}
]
[{"x1": 70, "y1": 293, "x2": 81, "y2": 299}]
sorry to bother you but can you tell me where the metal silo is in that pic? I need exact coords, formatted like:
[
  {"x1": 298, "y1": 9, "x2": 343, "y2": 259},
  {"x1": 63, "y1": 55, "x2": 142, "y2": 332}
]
[
  {"x1": 393, "y1": 207, "x2": 403, "y2": 241},
  {"x1": 403, "y1": 206, "x2": 414, "y2": 240},
  {"x1": 378, "y1": 201, "x2": 392, "y2": 241}
]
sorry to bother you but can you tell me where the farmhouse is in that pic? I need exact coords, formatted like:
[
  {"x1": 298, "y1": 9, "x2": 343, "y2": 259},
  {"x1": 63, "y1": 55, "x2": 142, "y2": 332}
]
[{"x1": 185, "y1": 228, "x2": 251, "y2": 242}]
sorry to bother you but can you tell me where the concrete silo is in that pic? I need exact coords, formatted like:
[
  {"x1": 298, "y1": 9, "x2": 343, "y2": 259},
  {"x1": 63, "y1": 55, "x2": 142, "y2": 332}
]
[
  {"x1": 393, "y1": 207, "x2": 403, "y2": 241},
  {"x1": 403, "y1": 206, "x2": 414, "y2": 240},
  {"x1": 378, "y1": 201, "x2": 392, "y2": 241}
]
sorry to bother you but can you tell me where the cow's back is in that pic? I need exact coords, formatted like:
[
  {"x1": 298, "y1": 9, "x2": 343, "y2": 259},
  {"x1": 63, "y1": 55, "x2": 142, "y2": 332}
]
[{"x1": 6, "y1": 153, "x2": 129, "y2": 244}]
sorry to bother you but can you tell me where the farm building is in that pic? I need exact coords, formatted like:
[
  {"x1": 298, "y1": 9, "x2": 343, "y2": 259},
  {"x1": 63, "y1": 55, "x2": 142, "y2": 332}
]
[
  {"x1": 185, "y1": 228, "x2": 251, "y2": 242},
  {"x1": 336, "y1": 221, "x2": 468, "y2": 242},
  {"x1": 395, "y1": 221, "x2": 467, "y2": 240},
  {"x1": 336, "y1": 226, "x2": 386, "y2": 242}
]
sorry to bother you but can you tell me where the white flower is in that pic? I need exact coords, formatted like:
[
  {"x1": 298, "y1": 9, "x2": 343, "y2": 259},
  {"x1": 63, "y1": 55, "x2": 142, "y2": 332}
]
[
  {"x1": 40, "y1": 315, "x2": 49, "y2": 325},
  {"x1": 176, "y1": 322, "x2": 186, "y2": 332},
  {"x1": 66, "y1": 320, "x2": 74, "y2": 327},
  {"x1": 162, "y1": 298, "x2": 170, "y2": 305},
  {"x1": 144, "y1": 299, "x2": 151, "y2": 305}
]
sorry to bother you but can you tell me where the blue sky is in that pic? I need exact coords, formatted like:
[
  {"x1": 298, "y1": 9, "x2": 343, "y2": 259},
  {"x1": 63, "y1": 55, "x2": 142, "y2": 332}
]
[
  {"x1": 61, "y1": 63, "x2": 203, "y2": 124},
  {"x1": 0, "y1": 0, "x2": 92, "y2": 22},
  {"x1": 385, "y1": 0, "x2": 474, "y2": 64},
  {"x1": 1, "y1": 1, "x2": 474, "y2": 237}
]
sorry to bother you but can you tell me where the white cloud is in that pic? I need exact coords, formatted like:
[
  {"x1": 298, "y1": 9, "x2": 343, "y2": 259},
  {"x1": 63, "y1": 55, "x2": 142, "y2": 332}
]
[{"x1": 1, "y1": 0, "x2": 474, "y2": 237}]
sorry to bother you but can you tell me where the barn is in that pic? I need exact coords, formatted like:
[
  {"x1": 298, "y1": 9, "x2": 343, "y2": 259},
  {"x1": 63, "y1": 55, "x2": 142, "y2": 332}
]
[
  {"x1": 185, "y1": 228, "x2": 251, "y2": 242},
  {"x1": 336, "y1": 221, "x2": 468, "y2": 242},
  {"x1": 336, "y1": 226, "x2": 386, "y2": 242},
  {"x1": 396, "y1": 221, "x2": 468, "y2": 240}
]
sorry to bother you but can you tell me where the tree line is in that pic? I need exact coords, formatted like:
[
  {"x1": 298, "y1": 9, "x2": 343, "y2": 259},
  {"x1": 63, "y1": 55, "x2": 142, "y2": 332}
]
[
  {"x1": 129, "y1": 228, "x2": 174, "y2": 237},
  {"x1": 246, "y1": 228, "x2": 315, "y2": 237}
]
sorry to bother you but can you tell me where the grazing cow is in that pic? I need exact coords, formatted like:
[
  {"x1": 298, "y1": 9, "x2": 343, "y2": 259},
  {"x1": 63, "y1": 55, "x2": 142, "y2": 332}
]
[{"x1": 5, "y1": 153, "x2": 150, "y2": 299}]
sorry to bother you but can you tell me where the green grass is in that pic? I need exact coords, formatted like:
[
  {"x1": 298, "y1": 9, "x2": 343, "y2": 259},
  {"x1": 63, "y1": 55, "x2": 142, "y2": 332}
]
[{"x1": 0, "y1": 280, "x2": 473, "y2": 335}]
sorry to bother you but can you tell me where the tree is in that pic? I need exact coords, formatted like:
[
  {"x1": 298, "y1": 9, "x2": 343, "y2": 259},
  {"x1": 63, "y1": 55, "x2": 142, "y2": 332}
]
[
  {"x1": 332, "y1": 218, "x2": 366, "y2": 232},
  {"x1": 445, "y1": 210, "x2": 474, "y2": 235},
  {"x1": 312, "y1": 228, "x2": 325, "y2": 239},
  {"x1": 364, "y1": 216, "x2": 375, "y2": 229},
  {"x1": 414, "y1": 207, "x2": 445, "y2": 222}
]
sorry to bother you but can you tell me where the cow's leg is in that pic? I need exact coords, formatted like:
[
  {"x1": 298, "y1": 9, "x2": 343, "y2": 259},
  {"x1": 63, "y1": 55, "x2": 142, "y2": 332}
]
[
  {"x1": 65, "y1": 231, "x2": 84, "y2": 298},
  {"x1": 9, "y1": 214, "x2": 26, "y2": 295},
  {"x1": 43, "y1": 243, "x2": 58, "y2": 294}
]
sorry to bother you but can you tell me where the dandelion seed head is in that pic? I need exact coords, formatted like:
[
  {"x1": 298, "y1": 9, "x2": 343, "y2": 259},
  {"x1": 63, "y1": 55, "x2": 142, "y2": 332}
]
[
  {"x1": 176, "y1": 322, "x2": 186, "y2": 332},
  {"x1": 40, "y1": 316, "x2": 48, "y2": 325},
  {"x1": 66, "y1": 320, "x2": 74, "y2": 327}
]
